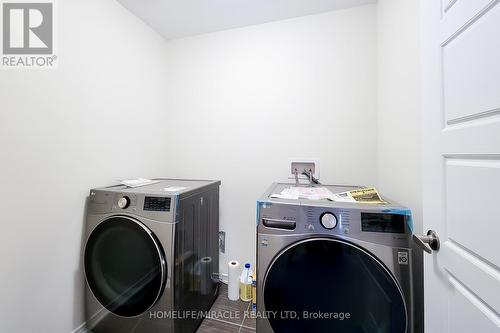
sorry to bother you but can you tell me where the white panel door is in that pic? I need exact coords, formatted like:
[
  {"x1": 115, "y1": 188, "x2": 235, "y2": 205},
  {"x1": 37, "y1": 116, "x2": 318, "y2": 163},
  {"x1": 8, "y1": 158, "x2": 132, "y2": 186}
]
[{"x1": 421, "y1": 0, "x2": 500, "y2": 332}]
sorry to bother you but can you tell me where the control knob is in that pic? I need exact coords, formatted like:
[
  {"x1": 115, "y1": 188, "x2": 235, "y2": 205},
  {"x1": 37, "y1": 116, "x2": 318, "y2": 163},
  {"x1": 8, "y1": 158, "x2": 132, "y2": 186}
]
[
  {"x1": 320, "y1": 212, "x2": 338, "y2": 229},
  {"x1": 117, "y1": 196, "x2": 130, "y2": 209}
]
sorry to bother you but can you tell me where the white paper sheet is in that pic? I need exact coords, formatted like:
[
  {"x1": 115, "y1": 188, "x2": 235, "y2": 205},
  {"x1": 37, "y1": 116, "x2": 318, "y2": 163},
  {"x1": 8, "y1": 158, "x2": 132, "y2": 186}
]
[
  {"x1": 163, "y1": 186, "x2": 187, "y2": 192},
  {"x1": 119, "y1": 178, "x2": 159, "y2": 188},
  {"x1": 270, "y1": 186, "x2": 335, "y2": 201}
]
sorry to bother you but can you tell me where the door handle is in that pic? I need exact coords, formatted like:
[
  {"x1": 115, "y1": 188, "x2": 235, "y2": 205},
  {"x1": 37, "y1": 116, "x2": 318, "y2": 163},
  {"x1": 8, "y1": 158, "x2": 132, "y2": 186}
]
[
  {"x1": 413, "y1": 230, "x2": 440, "y2": 254},
  {"x1": 262, "y1": 218, "x2": 296, "y2": 230}
]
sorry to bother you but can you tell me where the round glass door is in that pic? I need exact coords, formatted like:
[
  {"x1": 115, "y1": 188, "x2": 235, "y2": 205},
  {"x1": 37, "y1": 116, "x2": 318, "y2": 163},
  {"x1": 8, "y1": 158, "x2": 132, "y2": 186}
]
[
  {"x1": 84, "y1": 216, "x2": 166, "y2": 317},
  {"x1": 264, "y1": 238, "x2": 406, "y2": 333}
]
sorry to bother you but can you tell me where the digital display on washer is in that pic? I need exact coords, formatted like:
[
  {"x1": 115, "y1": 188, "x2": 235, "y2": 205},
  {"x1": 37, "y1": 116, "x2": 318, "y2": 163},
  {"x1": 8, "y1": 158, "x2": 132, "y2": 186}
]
[
  {"x1": 144, "y1": 196, "x2": 171, "y2": 212},
  {"x1": 361, "y1": 213, "x2": 405, "y2": 234}
]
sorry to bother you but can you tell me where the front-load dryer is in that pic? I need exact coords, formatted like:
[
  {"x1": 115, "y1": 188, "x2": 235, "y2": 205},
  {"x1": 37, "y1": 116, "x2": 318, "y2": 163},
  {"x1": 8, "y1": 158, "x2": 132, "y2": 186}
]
[
  {"x1": 256, "y1": 183, "x2": 423, "y2": 333},
  {"x1": 84, "y1": 179, "x2": 220, "y2": 333}
]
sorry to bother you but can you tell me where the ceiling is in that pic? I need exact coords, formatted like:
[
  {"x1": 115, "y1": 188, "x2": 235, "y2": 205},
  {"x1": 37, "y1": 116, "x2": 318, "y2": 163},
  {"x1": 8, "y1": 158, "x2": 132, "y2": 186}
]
[{"x1": 117, "y1": 0, "x2": 377, "y2": 40}]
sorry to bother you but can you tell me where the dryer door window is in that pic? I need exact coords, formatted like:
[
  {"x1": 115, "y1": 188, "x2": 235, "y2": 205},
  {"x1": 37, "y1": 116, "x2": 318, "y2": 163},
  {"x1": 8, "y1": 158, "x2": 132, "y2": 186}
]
[
  {"x1": 84, "y1": 216, "x2": 166, "y2": 317},
  {"x1": 264, "y1": 238, "x2": 407, "y2": 333}
]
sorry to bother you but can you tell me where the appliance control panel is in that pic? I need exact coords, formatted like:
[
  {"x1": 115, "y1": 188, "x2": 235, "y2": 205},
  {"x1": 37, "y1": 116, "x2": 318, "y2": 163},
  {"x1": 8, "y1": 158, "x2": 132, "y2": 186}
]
[
  {"x1": 88, "y1": 190, "x2": 175, "y2": 222},
  {"x1": 258, "y1": 201, "x2": 411, "y2": 246},
  {"x1": 304, "y1": 206, "x2": 408, "y2": 235}
]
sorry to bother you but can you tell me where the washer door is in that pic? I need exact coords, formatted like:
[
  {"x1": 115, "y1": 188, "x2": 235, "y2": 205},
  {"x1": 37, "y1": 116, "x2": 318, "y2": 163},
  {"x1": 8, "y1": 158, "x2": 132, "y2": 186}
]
[
  {"x1": 84, "y1": 216, "x2": 166, "y2": 317},
  {"x1": 264, "y1": 238, "x2": 407, "y2": 333}
]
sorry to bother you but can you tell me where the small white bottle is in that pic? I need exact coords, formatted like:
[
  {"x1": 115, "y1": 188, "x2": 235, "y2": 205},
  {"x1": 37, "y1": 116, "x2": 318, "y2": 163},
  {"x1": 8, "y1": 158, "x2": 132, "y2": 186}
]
[{"x1": 239, "y1": 263, "x2": 253, "y2": 302}]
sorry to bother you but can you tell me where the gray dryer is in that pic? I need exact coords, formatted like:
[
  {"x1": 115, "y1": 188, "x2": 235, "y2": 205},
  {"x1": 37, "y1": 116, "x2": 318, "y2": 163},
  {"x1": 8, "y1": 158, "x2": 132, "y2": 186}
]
[{"x1": 84, "y1": 179, "x2": 220, "y2": 333}]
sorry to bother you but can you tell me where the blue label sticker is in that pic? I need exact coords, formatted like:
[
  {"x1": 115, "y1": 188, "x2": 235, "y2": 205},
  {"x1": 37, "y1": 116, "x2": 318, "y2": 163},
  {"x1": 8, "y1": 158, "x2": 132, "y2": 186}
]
[{"x1": 256, "y1": 200, "x2": 271, "y2": 225}]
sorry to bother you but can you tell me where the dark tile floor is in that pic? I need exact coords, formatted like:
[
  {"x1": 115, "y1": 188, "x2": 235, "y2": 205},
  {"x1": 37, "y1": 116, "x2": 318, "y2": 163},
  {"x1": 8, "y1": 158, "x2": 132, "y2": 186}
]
[{"x1": 197, "y1": 284, "x2": 256, "y2": 333}]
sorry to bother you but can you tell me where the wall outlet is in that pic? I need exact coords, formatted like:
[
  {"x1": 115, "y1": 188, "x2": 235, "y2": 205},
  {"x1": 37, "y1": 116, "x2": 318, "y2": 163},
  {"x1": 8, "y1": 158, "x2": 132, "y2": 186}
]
[
  {"x1": 218, "y1": 231, "x2": 226, "y2": 253},
  {"x1": 289, "y1": 160, "x2": 320, "y2": 179}
]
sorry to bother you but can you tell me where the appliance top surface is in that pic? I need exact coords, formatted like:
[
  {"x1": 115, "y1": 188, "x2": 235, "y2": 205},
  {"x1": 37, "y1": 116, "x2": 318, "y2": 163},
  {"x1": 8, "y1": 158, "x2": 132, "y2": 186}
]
[
  {"x1": 92, "y1": 178, "x2": 220, "y2": 196},
  {"x1": 259, "y1": 182, "x2": 407, "y2": 211}
]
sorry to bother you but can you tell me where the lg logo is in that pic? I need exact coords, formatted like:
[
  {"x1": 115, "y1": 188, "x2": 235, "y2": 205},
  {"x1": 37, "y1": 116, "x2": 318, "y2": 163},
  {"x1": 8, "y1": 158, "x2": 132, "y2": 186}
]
[{"x1": 2, "y1": 2, "x2": 53, "y2": 54}]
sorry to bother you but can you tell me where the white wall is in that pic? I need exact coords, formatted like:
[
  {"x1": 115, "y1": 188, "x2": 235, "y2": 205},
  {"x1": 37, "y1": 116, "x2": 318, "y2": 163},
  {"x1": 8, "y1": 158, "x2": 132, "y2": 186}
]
[
  {"x1": 376, "y1": 3, "x2": 423, "y2": 329},
  {"x1": 161, "y1": 5, "x2": 378, "y2": 275},
  {"x1": 376, "y1": 0, "x2": 422, "y2": 233},
  {"x1": 0, "y1": 0, "x2": 170, "y2": 332}
]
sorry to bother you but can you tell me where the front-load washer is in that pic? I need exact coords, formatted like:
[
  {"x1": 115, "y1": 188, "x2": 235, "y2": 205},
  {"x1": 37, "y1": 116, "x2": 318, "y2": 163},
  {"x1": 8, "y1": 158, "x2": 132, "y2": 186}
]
[
  {"x1": 257, "y1": 183, "x2": 423, "y2": 333},
  {"x1": 84, "y1": 179, "x2": 220, "y2": 333}
]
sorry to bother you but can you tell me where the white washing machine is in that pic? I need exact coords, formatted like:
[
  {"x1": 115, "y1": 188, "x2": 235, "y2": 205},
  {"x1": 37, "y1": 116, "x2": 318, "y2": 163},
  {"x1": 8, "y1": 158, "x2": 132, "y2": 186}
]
[
  {"x1": 256, "y1": 183, "x2": 423, "y2": 333},
  {"x1": 84, "y1": 179, "x2": 220, "y2": 333}
]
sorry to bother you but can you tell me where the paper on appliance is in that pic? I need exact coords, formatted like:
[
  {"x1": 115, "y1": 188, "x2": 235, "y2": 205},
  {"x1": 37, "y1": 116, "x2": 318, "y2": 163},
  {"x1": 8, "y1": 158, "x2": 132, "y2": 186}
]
[
  {"x1": 163, "y1": 186, "x2": 187, "y2": 192},
  {"x1": 270, "y1": 186, "x2": 335, "y2": 201},
  {"x1": 119, "y1": 178, "x2": 160, "y2": 188},
  {"x1": 331, "y1": 187, "x2": 386, "y2": 204}
]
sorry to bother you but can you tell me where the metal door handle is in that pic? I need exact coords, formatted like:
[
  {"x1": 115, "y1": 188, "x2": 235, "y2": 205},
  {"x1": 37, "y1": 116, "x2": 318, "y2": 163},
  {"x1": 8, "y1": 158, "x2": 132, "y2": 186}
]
[{"x1": 413, "y1": 230, "x2": 440, "y2": 254}]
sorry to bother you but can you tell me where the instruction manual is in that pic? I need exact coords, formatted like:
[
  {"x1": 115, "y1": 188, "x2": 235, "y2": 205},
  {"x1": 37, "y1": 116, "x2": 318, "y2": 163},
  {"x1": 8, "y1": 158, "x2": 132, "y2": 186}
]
[{"x1": 331, "y1": 187, "x2": 386, "y2": 204}]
